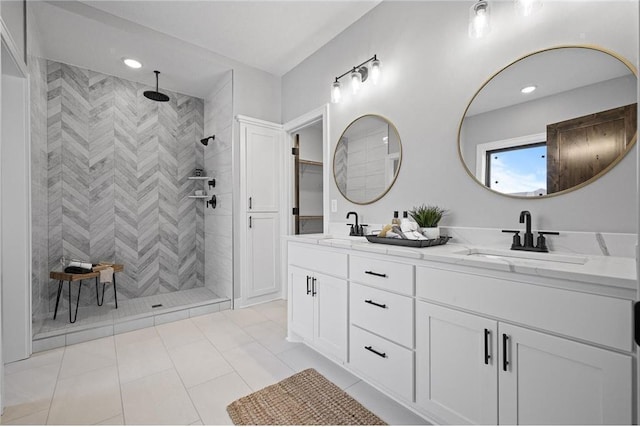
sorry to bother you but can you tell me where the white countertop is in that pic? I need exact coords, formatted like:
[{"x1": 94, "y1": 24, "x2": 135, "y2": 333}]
[{"x1": 284, "y1": 234, "x2": 637, "y2": 292}]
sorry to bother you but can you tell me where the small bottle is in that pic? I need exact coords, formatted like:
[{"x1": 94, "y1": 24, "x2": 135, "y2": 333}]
[
  {"x1": 401, "y1": 211, "x2": 410, "y2": 227},
  {"x1": 391, "y1": 211, "x2": 400, "y2": 225}
]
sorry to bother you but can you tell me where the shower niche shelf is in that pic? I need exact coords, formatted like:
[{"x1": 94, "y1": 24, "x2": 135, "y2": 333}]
[
  {"x1": 188, "y1": 176, "x2": 213, "y2": 180},
  {"x1": 188, "y1": 195, "x2": 210, "y2": 199}
]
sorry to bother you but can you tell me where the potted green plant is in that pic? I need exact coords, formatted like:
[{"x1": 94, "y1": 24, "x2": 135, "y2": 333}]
[{"x1": 409, "y1": 204, "x2": 446, "y2": 239}]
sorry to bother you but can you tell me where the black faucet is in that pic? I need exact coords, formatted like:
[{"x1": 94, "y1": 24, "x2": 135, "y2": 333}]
[
  {"x1": 346, "y1": 211, "x2": 365, "y2": 236},
  {"x1": 503, "y1": 211, "x2": 559, "y2": 253},
  {"x1": 519, "y1": 210, "x2": 534, "y2": 248}
]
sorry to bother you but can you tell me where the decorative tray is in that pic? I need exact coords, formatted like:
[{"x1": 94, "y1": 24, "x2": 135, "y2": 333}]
[{"x1": 365, "y1": 235, "x2": 451, "y2": 248}]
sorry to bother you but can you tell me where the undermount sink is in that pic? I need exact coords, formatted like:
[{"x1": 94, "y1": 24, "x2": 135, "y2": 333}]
[
  {"x1": 320, "y1": 236, "x2": 367, "y2": 245},
  {"x1": 454, "y1": 247, "x2": 588, "y2": 265}
]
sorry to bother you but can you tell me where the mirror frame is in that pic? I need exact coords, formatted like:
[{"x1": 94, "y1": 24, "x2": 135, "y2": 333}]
[
  {"x1": 333, "y1": 114, "x2": 403, "y2": 205},
  {"x1": 457, "y1": 45, "x2": 638, "y2": 199}
]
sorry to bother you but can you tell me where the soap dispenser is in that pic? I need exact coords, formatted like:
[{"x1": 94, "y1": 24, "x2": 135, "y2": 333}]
[{"x1": 391, "y1": 211, "x2": 400, "y2": 226}]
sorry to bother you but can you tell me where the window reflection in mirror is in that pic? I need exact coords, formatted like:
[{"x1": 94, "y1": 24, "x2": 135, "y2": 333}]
[
  {"x1": 459, "y1": 46, "x2": 637, "y2": 198},
  {"x1": 486, "y1": 142, "x2": 546, "y2": 196},
  {"x1": 334, "y1": 115, "x2": 402, "y2": 205}
]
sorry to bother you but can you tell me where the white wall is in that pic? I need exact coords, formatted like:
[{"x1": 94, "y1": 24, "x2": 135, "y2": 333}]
[{"x1": 281, "y1": 1, "x2": 639, "y2": 233}]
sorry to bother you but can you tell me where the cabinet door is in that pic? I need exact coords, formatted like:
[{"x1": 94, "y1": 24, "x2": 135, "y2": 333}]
[
  {"x1": 244, "y1": 124, "x2": 281, "y2": 212},
  {"x1": 246, "y1": 212, "x2": 280, "y2": 300},
  {"x1": 314, "y1": 272, "x2": 347, "y2": 361},
  {"x1": 416, "y1": 302, "x2": 498, "y2": 425},
  {"x1": 499, "y1": 323, "x2": 632, "y2": 425},
  {"x1": 289, "y1": 266, "x2": 314, "y2": 342}
]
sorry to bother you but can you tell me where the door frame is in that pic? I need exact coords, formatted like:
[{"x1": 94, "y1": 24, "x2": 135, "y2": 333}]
[
  {"x1": 0, "y1": 15, "x2": 32, "y2": 413},
  {"x1": 282, "y1": 105, "x2": 330, "y2": 300},
  {"x1": 283, "y1": 104, "x2": 330, "y2": 235}
]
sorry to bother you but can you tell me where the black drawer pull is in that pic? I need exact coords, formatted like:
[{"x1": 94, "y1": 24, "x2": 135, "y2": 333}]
[
  {"x1": 365, "y1": 270, "x2": 387, "y2": 278},
  {"x1": 364, "y1": 299, "x2": 387, "y2": 309},
  {"x1": 306, "y1": 276, "x2": 311, "y2": 295},
  {"x1": 311, "y1": 277, "x2": 317, "y2": 296},
  {"x1": 503, "y1": 334, "x2": 510, "y2": 372},
  {"x1": 364, "y1": 346, "x2": 387, "y2": 358},
  {"x1": 484, "y1": 328, "x2": 491, "y2": 365}
]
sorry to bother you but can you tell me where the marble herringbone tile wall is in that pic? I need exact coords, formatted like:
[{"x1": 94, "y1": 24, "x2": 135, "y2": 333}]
[
  {"x1": 43, "y1": 60, "x2": 204, "y2": 313},
  {"x1": 203, "y1": 71, "x2": 233, "y2": 300},
  {"x1": 30, "y1": 55, "x2": 49, "y2": 323}
]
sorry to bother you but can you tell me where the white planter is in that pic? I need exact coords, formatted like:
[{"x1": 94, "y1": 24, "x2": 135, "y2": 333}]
[{"x1": 420, "y1": 226, "x2": 440, "y2": 240}]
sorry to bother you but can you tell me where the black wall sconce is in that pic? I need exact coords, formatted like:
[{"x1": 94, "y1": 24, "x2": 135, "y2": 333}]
[{"x1": 331, "y1": 54, "x2": 381, "y2": 103}]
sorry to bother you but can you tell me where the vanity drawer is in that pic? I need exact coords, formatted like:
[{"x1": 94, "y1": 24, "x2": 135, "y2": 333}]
[
  {"x1": 288, "y1": 242, "x2": 347, "y2": 278},
  {"x1": 350, "y1": 255, "x2": 414, "y2": 295},
  {"x1": 350, "y1": 325, "x2": 414, "y2": 402},
  {"x1": 350, "y1": 283, "x2": 413, "y2": 348},
  {"x1": 416, "y1": 266, "x2": 633, "y2": 352}
]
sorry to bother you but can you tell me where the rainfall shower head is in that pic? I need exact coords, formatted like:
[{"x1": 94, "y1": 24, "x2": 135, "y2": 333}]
[
  {"x1": 144, "y1": 70, "x2": 170, "y2": 102},
  {"x1": 200, "y1": 135, "x2": 215, "y2": 146}
]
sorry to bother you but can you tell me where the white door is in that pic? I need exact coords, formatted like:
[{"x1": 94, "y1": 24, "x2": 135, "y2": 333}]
[
  {"x1": 246, "y1": 212, "x2": 280, "y2": 300},
  {"x1": 313, "y1": 272, "x2": 347, "y2": 361},
  {"x1": 244, "y1": 125, "x2": 281, "y2": 212},
  {"x1": 499, "y1": 323, "x2": 632, "y2": 425},
  {"x1": 416, "y1": 302, "x2": 498, "y2": 425},
  {"x1": 289, "y1": 266, "x2": 314, "y2": 342}
]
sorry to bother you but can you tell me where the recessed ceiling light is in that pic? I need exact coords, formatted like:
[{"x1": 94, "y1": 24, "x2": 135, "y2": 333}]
[
  {"x1": 123, "y1": 58, "x2": 142, "y2": 69},
  {"x1": 521, "y1": 85, "x2": 537, "y2": 94}
]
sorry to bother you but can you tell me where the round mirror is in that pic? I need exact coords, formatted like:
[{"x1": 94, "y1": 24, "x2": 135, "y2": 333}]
[
  {"x1": 458, "y1": 46, "x2": 637, "y2": 198},
  {"x1": 334, "y1": 114, "x2": 402, "y2": 204}
]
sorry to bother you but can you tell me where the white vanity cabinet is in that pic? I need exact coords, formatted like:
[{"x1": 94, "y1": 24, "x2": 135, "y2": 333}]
[
  {"x1": 288, "y1": 243, "x2": 348, "y2": 361},
  {"x1": 415, "y1": 267, "x2": 633, "y2": 425},
  {"x1": 498, "y1": 322, "x2": 631, "y2": 425},
  {"x1": 416, "y1": 302, "x2": 498, "y2": 424},
  {"x1": 347, "y1": 254, "x2": 416, "y2": 401},
  {"x1": 286, "y1": 238, "x2": 635, "y2": 425}
]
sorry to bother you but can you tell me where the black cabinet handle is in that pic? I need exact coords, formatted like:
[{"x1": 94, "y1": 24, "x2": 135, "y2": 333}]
[
  {"x1": 484, "y1": 329, "x2": 491, "y2": 365},
  {"x1": 306, "y1": 276, "x2": 311, "y2": 295},
  {"x1": 249, "y1": 197, "x2": 252, "y2": 209},
  {"x1": 364, "y1": 299, "x2": 387, "y2": 309},
  {"x1": 365, "y1": 270, "x2": 387, "y2": 278},
  {"x1": 364, "y1": 345, "x2": 387, "y2": 358},
  {"x1": 503, "y1": 334, "x2": 509, "y2": 371},
  {"x1": 249, "y1": 216, "x2": 252, "y2": 228},
  {"x1": 312, "y1": 277, "x2": 317, "y2": 296}
]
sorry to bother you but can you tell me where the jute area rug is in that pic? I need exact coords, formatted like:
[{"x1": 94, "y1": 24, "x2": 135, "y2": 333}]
[{"x1": 226, "y1": 368, "x2": 387, "y2": 425}]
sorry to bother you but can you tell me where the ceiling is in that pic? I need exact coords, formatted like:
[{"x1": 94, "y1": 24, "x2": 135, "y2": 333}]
[
  {"x1": 30, "y1": 0, "x2": 380, "y2": 98},
  {"x1": 466, "y1": 47, "x2": 635, "y2": 116}
]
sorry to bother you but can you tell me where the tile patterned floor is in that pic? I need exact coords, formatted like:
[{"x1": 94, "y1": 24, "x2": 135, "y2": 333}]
[{"x1": 3, "y1": 299, "x2": 428, "y2": 425}]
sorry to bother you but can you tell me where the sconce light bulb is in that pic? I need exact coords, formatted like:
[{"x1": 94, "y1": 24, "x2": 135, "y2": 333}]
[
  {"x1": 370, "y1": 58, "x2": 381, "y2": 85},
  {"x1": 351, "y1": 69, "x2": 362, "y2": 94},
  {"x1": 469, "y1": 0, "x2": 491, "y2": 39},
  {"x1": 331, "y1": 80, "x2": 342, "y2": 104}
]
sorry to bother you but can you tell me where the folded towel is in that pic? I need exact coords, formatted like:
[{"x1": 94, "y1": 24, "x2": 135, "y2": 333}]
[
  {"x1": 68, "y1": 261, "x2": 92, "y2": 270},
  {"x1": 401, "y1": 221, "x2": 418, "y2": 233},
  {"x1": 391, "y1": 225, "x2": 408, "y2": 239},
  {"x1": 100, "y1": 267, "x2": 114, "y2": 284}
]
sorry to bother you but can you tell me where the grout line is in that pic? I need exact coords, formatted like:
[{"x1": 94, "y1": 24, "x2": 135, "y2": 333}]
[
  {"x1": 44, "y1": 343, "x2": 67, "y2": 425},
  {"x1": 155, "y1": 322, "x2": 203, "y2": 425}
]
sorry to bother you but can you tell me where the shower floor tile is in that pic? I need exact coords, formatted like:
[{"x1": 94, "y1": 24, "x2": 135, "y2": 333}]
[{"x1": 32, "y1": 287, "x2": 227, "y2": 341}]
